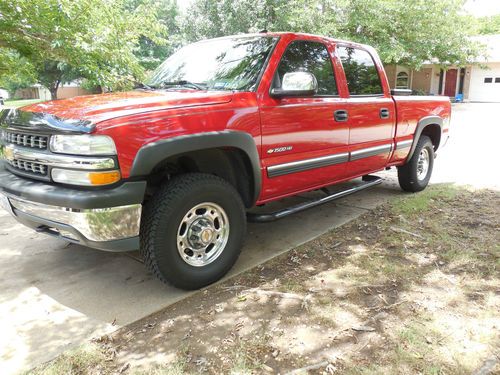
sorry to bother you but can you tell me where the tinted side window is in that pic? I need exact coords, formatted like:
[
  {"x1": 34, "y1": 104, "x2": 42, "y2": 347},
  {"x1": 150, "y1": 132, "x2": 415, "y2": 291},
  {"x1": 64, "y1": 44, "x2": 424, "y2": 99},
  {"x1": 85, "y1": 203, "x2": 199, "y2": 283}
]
[
  {"x1": 275, "y1": 41, "x2": 338, "y2": 95},
  {"x1": 337, "y1": 47, "x2": 383, "y2": 95}
]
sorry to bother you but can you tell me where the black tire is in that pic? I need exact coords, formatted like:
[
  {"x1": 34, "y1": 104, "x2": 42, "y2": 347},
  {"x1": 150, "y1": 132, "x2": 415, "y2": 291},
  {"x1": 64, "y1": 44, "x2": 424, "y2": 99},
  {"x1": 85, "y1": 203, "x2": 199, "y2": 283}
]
[
  {"x1": 140, "y1": 173, "x2": 246, "y2": 290},
  {"x1": 397, "y1": 135, "x2": 434, "y2": 192}
]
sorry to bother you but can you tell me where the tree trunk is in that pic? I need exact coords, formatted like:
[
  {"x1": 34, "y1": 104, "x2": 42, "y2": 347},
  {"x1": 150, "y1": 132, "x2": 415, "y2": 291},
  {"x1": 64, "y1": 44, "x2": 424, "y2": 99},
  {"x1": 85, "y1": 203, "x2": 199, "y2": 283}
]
[{"x1": 49, "y1": 80, "x2": 60, "y2": 100}]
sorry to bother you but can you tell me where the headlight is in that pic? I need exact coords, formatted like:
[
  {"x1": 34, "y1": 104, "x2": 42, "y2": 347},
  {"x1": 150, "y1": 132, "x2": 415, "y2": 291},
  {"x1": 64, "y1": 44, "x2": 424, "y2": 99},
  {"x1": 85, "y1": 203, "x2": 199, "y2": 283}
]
[
  {"x1": 51, "y1": 169, "x2": 121, "y2": 186},
  {"x1": 50, "y1": 135, "x2": 117, "y2": 155}
]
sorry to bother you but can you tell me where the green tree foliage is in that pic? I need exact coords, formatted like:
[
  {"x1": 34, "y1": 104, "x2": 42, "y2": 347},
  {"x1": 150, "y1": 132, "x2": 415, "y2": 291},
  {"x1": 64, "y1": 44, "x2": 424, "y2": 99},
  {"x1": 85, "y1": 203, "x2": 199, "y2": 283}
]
[
  {"x1": 0, "y1": 0, "x2": 490, "y2": 100},
  {"x1": 0, "y1": 0, "x2": 168, "y2": 98},
  {"x1": 181, "y1": 0, "x2": 291, "y2": 41},
  {"x1": 342, "y1": 0, "x2": 481, "y2": 68},
  {"x1": 183, "y1": 0, "x2": 484, "y2": 69},
  {"x1": 0, "y1": 49, "x2": 37, "y2": 97},
  {"x1": 473, "y1": 14, "x2": 500, "y2": 35},
  {"x1": 133, "y1": 0, "x2": 182, "y2": 71}
]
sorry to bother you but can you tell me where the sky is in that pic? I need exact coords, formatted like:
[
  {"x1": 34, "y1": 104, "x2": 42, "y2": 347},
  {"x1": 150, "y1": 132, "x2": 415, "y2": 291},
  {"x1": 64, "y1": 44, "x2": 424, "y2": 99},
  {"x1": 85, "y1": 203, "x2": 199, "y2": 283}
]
[
  {"x1": 177, "y1": 0, "x2": 193, "y2": 10},
  {"x1": 178, "y1": 0, "x2": 500, "y2": 16},
  {"x1": 464, "y1": 0, "x2": 500, "y2": 16}
]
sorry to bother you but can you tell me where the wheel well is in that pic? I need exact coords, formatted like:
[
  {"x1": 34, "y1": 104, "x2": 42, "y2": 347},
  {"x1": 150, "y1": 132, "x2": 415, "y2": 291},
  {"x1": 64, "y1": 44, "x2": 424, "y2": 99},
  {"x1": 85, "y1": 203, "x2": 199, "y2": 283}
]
[
  {"x1": 145, "y1": 148, "x2": 255, "y2": 208},
  {"x1": 420, "y1": 124, "x2": 441, "y2": 151}
]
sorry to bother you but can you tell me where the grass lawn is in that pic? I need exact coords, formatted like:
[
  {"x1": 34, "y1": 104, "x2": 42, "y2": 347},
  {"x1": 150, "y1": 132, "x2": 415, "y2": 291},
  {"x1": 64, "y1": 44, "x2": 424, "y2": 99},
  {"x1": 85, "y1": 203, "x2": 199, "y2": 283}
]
[
  {"x1": 30, "y1": 184, "x2": 499, "y2": 375},
  {"x1": 1, "y1": 99, "x2": 44, "y2": 109}
]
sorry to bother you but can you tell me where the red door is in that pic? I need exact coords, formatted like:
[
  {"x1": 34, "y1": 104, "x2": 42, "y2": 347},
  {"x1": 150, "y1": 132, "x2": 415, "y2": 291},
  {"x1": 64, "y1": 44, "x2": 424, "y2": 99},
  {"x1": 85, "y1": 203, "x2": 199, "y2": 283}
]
[
  {"x1": 258, "y1": 38, "x2": 349, "y2": 201},
  {"x1": 444, "y1": 69, "x2": 458, "y2": 97},
  {"x1": 336, "y1": 45, "x2": 396, "y2": 177}
]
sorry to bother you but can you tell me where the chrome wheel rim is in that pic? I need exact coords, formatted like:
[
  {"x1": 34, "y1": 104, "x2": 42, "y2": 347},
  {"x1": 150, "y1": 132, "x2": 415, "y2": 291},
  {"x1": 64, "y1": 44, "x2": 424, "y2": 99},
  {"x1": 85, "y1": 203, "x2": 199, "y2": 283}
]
[
  {"x1": 417, "y1": 148, "x2": 430, "y2": 181},
  {"x1": 176, "y1": 202, "x2": 229, "y2": 267}
]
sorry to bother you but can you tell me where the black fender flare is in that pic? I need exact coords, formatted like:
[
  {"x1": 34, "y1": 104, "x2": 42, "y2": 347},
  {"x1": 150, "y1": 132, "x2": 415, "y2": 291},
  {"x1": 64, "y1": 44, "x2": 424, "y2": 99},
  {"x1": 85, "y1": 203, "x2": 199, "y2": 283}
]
[
  {"x1": 129, "y1": 131, "x2": 262, "y2": 204},
  {"x1": 407, "y1": 115, "x2": 443, "y2": 160}
]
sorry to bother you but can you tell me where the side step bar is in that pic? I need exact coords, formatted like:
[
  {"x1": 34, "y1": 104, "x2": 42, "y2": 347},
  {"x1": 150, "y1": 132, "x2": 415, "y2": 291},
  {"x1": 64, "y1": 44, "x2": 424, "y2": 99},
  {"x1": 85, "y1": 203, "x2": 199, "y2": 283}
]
[{"x1": 247, "y1": 175, "x2": 382, "y2": 223}]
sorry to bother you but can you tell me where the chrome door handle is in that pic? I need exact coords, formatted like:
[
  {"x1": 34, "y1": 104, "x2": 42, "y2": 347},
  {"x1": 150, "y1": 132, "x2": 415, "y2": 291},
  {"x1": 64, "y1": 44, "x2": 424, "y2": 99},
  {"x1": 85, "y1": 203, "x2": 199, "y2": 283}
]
[
  {"x1": 380, "y1": 108, "x2": 390, "y2": 119},
  {"x1": 334, "y1": 110, "x2": 348, "y2": 122}
]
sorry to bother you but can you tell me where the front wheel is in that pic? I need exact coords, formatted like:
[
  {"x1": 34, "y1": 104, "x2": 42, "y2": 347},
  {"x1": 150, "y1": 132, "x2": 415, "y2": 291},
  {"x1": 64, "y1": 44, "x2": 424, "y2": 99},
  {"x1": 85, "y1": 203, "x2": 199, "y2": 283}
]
[
  {"x1": 140, "y1": 173, "x2": 246, "y2": 290},
  {"x1": 397, "y1": 135, "x2": 434, "y2": 192}
]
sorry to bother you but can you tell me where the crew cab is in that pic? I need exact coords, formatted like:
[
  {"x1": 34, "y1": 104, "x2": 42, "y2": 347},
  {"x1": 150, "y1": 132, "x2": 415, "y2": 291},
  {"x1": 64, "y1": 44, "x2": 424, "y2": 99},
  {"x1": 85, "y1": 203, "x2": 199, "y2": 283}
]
[{"x1": 0, "y1": 32, "x2": 450, "y2": 290}]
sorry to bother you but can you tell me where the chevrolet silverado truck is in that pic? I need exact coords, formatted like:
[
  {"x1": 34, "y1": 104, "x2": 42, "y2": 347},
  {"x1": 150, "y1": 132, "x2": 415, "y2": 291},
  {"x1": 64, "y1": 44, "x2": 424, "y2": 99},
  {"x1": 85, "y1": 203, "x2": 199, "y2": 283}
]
[{"x1": 0, "y1": 32, "x2": 450, "y2": 290}]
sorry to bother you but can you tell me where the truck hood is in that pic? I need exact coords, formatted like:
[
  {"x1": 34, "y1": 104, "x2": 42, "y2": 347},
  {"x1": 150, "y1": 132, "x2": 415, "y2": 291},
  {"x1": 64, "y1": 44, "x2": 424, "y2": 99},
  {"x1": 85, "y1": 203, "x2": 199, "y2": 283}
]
[{"x1": 19, "y1": 90, "x2": 234, "y2": 126}]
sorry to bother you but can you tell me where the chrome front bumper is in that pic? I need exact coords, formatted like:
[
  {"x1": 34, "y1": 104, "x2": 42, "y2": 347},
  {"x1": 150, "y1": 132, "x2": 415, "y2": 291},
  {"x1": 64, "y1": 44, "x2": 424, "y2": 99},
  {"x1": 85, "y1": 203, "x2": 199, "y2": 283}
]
[
  {"x1": 0, "y1": 160, "x2": 146, "y2": 251},
  {"x1": 1, "y1": 192, "x2": 142, "y2": 251}
]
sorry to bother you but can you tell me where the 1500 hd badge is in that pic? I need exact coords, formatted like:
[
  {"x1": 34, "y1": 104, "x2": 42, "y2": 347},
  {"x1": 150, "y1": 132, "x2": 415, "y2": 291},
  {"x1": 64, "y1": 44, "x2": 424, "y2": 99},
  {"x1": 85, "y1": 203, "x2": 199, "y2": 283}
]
[{"x1": 267, "y1": 146, "x2": 293, "y2": 154}]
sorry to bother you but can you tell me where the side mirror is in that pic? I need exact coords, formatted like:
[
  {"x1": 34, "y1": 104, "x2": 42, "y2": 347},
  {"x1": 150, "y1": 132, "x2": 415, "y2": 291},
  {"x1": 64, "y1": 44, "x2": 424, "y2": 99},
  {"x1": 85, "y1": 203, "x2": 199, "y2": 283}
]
[{"x1": 270, "y1": 72, "x2": 318, "y2": 98}]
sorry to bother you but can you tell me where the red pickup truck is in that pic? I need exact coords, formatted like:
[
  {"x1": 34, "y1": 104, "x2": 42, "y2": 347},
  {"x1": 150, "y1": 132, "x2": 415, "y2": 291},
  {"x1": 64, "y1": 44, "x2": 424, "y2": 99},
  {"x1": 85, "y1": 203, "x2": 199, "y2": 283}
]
[{"x1": 0, "y1": 32, "x2": 450, "y2": 289}]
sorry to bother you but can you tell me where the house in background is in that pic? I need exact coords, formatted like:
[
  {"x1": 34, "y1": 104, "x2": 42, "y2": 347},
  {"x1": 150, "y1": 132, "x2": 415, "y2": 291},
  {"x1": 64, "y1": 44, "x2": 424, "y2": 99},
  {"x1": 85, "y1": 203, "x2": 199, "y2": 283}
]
[
  {"x1": 385, "y1": 34, "x2": 500, "y2": 102},
  {"x1": 14, "y1": 82, "x2": 92, "y2": 100},
  {"x1": 0, "y1": 89, "x2": 9, "y2": 99}
]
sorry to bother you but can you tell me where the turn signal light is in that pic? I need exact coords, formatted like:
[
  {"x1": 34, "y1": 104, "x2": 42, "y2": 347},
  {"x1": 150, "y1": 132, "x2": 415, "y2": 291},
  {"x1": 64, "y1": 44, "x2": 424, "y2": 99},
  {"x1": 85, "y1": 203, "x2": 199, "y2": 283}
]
[
  {"x1": 88, "y1": 171, "x2": 121, "y2": 185},
  {"x1": 51, "y1": 169, "x2": 121, "y2": 186}
]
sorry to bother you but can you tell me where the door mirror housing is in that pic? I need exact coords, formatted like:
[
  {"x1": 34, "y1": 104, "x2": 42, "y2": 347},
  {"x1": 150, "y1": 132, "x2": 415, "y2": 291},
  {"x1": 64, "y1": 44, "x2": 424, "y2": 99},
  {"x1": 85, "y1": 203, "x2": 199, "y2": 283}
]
[{"x1": 270, "y1": 72, "x2": 318, "y2": 98}]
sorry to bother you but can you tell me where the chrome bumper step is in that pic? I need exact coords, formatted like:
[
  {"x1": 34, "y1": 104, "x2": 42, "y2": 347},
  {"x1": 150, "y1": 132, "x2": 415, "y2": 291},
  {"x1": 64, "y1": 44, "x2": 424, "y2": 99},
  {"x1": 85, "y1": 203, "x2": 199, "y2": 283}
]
[{"x1": 247, "y1": 175, "x2": 382, "y2": 223}]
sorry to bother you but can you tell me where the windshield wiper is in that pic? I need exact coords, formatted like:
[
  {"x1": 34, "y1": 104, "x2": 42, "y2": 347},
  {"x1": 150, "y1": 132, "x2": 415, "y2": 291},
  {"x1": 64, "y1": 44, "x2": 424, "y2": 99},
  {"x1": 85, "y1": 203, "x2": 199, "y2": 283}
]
[
  {"x1": 157, "y1": 80, "x2": 206, "y2": 90},
  {"x1": 134, "y1": 82, "x2": 155, "y2": 90}
]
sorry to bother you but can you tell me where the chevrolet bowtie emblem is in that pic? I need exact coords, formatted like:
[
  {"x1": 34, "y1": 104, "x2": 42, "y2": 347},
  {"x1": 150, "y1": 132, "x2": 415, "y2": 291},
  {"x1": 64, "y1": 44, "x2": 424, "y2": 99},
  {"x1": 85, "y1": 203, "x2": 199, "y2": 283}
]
[{"x1": 3, "y1": 145, "x2": 14, "y2": 161}]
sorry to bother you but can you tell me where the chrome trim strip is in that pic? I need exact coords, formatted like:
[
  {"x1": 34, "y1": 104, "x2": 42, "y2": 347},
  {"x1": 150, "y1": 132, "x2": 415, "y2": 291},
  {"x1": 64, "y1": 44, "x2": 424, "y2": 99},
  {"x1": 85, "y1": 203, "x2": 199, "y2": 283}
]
[
  {"x1": 267, "y1": 142, "x2": 397, "y2": 178},
  {"x1": 4, "y1": 145, "x2": 116, "y2": 170},
  {"x1": 396, "y1": 139, "x2": 413, "y2": 150},
  {"x1": 5, "y1": 193, "x2": 141, "y2": 242},
  {"x1": 350, "y1": 144, "x2": 392, "y2": 161},
  {"x1": 396, "y1": 139, "x2": 413, "y2": 149},
  {"x1": 268, "y1": 152, "x2": 349, "y2": 178}
]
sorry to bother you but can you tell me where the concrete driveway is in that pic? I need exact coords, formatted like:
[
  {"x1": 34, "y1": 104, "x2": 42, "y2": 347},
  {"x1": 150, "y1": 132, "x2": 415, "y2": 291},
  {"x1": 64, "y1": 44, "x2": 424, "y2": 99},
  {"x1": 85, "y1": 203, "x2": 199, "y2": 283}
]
[{"x1": 0, "y1": 103, "x2": 498, "y2": 373}]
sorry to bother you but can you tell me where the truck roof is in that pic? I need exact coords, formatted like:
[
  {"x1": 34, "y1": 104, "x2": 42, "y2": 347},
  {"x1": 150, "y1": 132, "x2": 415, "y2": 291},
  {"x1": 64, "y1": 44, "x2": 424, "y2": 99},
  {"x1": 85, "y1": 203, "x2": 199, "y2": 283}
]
[{"x1": 196, "y1": 31, "x2": 372, "y2": 51}]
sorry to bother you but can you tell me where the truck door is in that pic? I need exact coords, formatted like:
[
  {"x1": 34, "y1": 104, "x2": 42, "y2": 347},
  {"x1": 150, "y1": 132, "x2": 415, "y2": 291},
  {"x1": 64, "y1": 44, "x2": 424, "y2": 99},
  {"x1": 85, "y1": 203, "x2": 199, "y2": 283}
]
[
  {"x1": 335, "y1": 45, "x2": 396, "y2": 176},
  {"x1": 258, "y1": 38, "x2": 349, "y2": 201}
]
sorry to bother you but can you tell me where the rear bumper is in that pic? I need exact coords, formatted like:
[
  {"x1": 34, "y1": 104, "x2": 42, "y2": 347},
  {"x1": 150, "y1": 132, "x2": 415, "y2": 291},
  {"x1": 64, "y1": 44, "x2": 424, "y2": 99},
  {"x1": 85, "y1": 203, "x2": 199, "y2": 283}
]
[{"x1": 0, "y1": 161, "x2": 146, "y2": 251}]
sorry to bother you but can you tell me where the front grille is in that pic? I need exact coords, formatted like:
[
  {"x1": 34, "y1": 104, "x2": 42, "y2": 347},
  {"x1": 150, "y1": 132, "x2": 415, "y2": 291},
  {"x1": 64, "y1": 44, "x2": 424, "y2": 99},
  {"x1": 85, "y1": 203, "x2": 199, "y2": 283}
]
[
  {"x1": 3, "y1": 131, "x2": 48, "y2": 149},
  {"x1": 6, "y1": 158, "x2": 48, "y2": 176}
]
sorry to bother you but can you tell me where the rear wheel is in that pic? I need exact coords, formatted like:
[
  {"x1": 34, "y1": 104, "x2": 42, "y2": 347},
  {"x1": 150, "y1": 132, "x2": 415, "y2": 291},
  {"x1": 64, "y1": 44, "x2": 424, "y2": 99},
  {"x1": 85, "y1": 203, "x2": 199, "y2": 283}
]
[
  {"x1": 397, "y1": 135, "x2": 434, "y2": 192},
  {"x1": 141, "y1": 173, "x2": 246, "y2": 290}
]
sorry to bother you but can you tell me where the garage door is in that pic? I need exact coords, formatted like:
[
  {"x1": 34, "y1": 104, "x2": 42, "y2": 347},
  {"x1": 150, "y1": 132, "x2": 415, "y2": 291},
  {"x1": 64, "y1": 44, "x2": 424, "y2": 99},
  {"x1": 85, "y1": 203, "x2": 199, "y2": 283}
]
[{"x1": 468, "y1": 63, "x2": 500, "y2": 102}]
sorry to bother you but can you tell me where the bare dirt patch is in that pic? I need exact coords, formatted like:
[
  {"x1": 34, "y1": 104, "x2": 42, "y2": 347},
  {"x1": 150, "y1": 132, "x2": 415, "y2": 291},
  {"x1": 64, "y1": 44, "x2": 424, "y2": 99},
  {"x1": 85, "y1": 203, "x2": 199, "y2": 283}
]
[{"x1": 31, "y1": 184, "x2": 500, "y2": 374}]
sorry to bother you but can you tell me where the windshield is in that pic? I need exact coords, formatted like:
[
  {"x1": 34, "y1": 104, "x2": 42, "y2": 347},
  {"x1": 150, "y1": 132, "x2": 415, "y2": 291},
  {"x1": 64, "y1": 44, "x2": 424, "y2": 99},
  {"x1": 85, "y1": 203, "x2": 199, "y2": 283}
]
[{"x1": 146, "y1": 36, "x2": 278, "y2": 91}]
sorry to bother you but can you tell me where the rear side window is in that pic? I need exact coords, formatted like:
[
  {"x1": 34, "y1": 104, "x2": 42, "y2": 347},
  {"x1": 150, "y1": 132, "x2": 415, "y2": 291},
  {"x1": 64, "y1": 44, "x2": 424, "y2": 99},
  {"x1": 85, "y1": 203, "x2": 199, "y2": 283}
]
[
  {"x1": 337, "y1": 46, "x2": 383, "y2": 95},
  {"x1": 274, "y1": 40, "x2": 338, "y2": 95}
]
